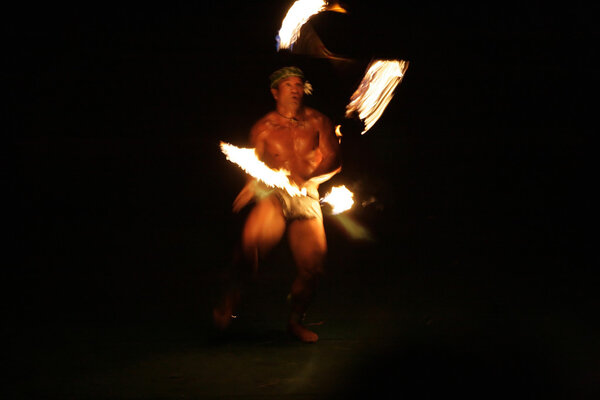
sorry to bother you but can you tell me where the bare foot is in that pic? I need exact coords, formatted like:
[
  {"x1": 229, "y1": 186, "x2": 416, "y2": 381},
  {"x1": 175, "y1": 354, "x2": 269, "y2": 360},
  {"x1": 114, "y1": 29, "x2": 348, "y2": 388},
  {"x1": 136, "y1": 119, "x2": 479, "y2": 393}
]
[{"x1": 288, "y1": 321, "x2": 319, "y2": 343}]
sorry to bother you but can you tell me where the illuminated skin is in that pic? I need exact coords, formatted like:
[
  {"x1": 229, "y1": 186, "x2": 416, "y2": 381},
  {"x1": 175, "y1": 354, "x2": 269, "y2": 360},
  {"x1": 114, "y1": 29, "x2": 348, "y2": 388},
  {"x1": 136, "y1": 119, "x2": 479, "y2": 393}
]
[{"x1": 214, "y1": 76, "x2": 341, "y2": 343}]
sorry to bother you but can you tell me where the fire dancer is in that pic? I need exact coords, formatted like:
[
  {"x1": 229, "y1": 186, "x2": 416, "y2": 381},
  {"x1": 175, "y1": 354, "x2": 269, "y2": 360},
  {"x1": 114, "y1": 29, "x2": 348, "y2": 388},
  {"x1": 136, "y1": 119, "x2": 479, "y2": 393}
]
[{"x1": 213, "y1": 66, "x2": 341, "y2": 343}]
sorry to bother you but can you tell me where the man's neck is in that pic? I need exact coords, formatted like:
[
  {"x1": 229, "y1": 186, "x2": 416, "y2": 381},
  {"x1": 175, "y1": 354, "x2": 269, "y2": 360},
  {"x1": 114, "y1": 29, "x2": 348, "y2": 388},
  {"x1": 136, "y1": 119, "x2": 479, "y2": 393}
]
[{"x1": 276, "y1": 105, "x2": 302, "y2": 120}]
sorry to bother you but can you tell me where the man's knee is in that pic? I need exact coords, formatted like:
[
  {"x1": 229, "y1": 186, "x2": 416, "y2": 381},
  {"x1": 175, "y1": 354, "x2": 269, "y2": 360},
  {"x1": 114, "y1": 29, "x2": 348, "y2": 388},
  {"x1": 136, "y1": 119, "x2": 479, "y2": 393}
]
[{"x1": 297, "y1": 249, "x2": 326, "y2": 278}]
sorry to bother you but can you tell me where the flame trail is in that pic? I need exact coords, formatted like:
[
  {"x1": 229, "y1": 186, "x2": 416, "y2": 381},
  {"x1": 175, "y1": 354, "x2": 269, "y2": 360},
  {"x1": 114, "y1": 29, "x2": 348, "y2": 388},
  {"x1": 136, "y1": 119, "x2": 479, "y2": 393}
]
[
  {"x1": 277, "y1": 0, "x2": 327, "y2": 50},
  {"x1": 321, "y1": 185, "x2": 354, "y2": 214},
  {"x1": 345, "y1": 59, "x2": 409, "y2": 134},
  {"x1": 276, "y1": 0, "x2": 346, "y2": 51},
  {"x1": 220, "y1": 141, "x2": 305, "y2": 197}
]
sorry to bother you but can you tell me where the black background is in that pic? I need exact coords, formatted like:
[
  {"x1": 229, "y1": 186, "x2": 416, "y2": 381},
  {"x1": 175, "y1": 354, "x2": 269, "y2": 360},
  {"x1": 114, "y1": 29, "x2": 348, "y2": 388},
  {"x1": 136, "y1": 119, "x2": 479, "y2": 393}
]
[{"x1": 6, "y1": 1, "x2": 598, "y2": 397}]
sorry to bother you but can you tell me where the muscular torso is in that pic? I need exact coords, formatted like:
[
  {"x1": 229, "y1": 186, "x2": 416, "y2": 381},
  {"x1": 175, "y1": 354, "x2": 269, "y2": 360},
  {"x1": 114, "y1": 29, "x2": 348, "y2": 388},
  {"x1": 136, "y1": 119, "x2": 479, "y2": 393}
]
[{"x1": 252, "y1": 107, "x2": 330, "y2": 182}]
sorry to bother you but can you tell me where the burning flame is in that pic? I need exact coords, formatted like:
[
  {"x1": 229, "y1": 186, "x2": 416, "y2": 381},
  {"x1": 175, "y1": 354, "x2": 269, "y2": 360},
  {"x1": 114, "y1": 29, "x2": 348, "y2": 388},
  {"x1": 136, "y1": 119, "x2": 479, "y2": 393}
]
[
  {"x1": 221, "y1": 142, "x2": 354, "y2": 213},
  {"x1": 276, "y1": 0, "x2": 346, "y2": 50},
  {"x1": 220, "y1": 141, "x2": 305, "y2": 197},
  {"x1": 345, "y1": 59, "x2": 409, "y2": 134},
  {"x1": 321, "y1": 185, "x2": 354, "y2": 214}
]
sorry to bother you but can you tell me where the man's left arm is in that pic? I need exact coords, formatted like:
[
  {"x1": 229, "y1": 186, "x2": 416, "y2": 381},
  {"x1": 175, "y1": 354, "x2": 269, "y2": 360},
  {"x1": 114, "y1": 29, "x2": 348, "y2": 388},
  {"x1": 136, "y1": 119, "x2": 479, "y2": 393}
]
[{"x1": 311, "y1": 114, "x2": 342, "y2": 177}]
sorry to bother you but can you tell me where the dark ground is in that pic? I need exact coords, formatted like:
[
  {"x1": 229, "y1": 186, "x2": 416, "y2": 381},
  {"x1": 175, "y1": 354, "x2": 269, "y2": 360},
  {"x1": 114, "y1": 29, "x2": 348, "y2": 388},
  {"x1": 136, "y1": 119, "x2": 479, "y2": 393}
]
[{"x1": 5, "y1": 1, "x2": 598, "y2": 399}]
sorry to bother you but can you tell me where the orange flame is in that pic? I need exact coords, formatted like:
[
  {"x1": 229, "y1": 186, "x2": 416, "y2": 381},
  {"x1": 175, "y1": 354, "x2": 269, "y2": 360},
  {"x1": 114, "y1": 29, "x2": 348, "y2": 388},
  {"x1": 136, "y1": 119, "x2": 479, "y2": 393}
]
[
  {"x1": 277, "y1": 0, "x2": 346, "y2": 50},
  {"x1": 321, "y1": 185, "x2": 354, "y2": 214},
  {"x1": 326, "y1": 2, "x2": 347, "y2": 13},
  {"x1": 220, "y1": 141, "x2": 305, "y2": 197},
  {"x1": 345, "y1": 59, "x2": 409, "y2": 134}
]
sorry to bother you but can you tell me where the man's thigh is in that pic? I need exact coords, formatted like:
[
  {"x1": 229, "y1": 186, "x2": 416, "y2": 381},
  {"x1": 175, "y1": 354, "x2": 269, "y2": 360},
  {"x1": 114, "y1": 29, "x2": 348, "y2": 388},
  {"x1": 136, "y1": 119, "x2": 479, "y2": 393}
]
[
  {"x1": 287, "y1": 218, "x2": 327, "y2": 271},
  {"x1": 242, "y1": 196, "x2": 286, "y2": 255}
]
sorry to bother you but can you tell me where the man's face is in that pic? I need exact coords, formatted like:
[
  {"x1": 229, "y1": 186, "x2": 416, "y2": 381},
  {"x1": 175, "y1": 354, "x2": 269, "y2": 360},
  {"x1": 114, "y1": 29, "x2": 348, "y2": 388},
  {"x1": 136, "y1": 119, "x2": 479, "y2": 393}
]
[{"x1": 272, "y1": 76, "x2": 304, "y2": 107}]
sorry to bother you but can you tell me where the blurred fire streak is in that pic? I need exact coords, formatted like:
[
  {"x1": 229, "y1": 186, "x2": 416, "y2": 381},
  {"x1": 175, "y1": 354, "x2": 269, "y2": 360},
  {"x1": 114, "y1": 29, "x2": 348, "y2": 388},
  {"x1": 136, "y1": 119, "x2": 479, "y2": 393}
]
[
  {"x1": 277, "y1": 0, "x2": 347, "y2": 51},
  {"x1": 346, "y1": 60, "x2": 409, "y2": 134}
]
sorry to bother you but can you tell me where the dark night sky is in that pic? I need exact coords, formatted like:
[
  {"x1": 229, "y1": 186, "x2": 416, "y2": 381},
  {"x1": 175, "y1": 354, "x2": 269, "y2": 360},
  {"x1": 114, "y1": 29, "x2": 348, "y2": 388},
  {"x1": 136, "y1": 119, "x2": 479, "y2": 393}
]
[{"x1": 6, "y1": 1, "x2": 597, "y2": 326}]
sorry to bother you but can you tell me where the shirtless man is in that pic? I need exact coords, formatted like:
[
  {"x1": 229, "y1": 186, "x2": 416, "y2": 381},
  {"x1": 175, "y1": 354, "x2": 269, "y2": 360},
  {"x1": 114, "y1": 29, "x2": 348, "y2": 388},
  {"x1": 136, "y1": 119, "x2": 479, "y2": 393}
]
[{"x1": 214, "y1": 66, "x2": 341, "y2": 343}]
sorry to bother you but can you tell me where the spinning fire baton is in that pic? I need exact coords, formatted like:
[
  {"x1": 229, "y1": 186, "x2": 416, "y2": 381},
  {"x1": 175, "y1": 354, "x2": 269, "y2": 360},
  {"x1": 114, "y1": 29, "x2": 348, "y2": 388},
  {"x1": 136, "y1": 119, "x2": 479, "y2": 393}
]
[{"x1": 220, "y1": 141, "x2": 353, "y2": 214}]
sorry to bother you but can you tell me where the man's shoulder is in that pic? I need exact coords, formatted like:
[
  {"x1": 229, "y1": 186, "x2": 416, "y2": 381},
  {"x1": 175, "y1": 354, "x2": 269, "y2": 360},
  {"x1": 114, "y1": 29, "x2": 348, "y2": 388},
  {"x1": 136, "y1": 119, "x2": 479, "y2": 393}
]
[
  {"x1": 304, "y1": 107, "x2": 331, "y2": 124},
  {"x1": 250, "y1": 112, "x2": 279, "y2": 142},
  {"x1": 304, "y1": 106, "x2": 323, "y2": 118},
  {"x1": 251, "y1": 112, "x2": 278, "y2": 130}
]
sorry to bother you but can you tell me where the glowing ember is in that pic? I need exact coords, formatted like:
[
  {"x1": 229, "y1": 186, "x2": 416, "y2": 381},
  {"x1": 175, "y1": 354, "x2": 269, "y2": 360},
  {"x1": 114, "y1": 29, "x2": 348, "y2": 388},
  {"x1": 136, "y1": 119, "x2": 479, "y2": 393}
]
[
  {"x1": 276, "y1": 0, "x2": 346, "y2": 50},
  {"x1": 334, "y1": 124, "x2": 343, "y2": 143},
  {"x1": 220, "y1": 141, "x2": 305, "y2": 197},
  {"x1": 345, "y1": 59, "x2": 409, "y2": 134},
  {"x1": 321, "y1": 185, "x2": 354, "y2": 214}
]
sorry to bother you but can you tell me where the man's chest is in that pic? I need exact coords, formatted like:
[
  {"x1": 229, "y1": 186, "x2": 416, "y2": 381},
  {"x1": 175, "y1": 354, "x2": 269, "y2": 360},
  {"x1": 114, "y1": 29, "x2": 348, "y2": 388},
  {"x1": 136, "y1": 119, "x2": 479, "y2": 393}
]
[{"x1": 264, "y1": 124, "x2": 319, "y2": 155}]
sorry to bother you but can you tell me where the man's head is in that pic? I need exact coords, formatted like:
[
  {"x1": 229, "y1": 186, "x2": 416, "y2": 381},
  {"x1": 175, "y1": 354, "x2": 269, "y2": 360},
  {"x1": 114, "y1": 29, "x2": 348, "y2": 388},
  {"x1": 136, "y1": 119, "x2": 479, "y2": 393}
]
[
  {"x1": 269, "y1": 66, "x2": 305, "y2": 89},
  {"x1": 270, "y1": 66, "x2": 313, "y2": 93},
  {"x1": 269, "y1": 66, "x2": 313, "y2": 109}
]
